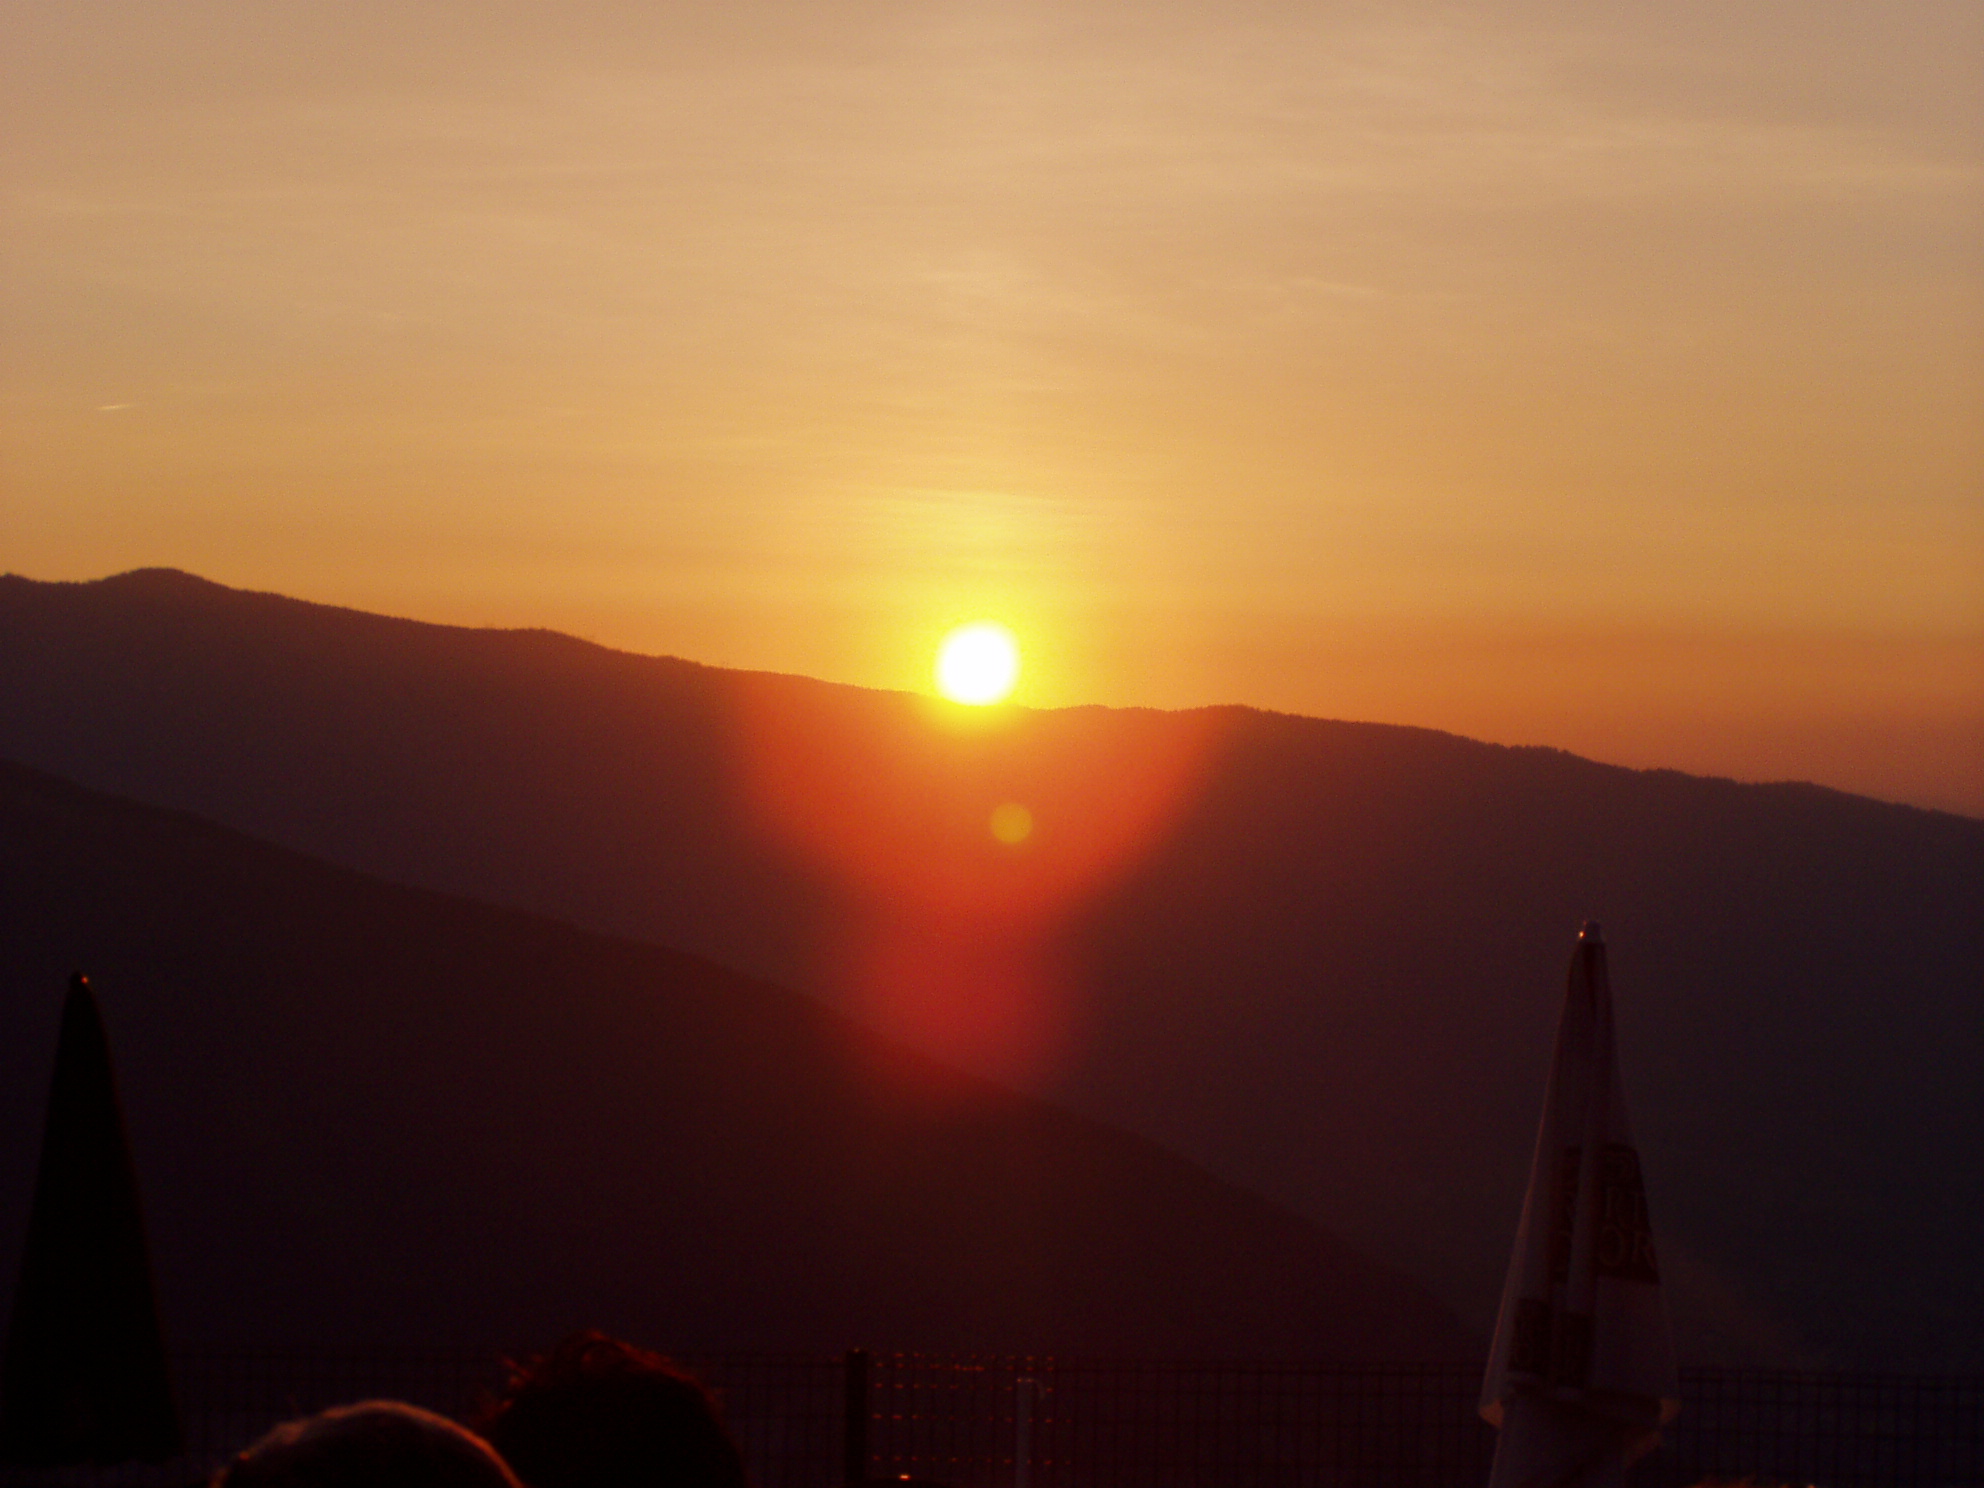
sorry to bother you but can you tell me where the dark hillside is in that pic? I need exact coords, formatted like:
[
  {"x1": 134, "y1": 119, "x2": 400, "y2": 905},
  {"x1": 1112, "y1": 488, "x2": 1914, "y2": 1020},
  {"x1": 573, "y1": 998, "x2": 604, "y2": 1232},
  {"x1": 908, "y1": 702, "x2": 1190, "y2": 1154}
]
[
  {"x1": 1, "y1": 570, "x2": 1978, "y2": 1366},
  {"x1": 0, "y1": 760, "x2": 1471, "y2": 1356}
]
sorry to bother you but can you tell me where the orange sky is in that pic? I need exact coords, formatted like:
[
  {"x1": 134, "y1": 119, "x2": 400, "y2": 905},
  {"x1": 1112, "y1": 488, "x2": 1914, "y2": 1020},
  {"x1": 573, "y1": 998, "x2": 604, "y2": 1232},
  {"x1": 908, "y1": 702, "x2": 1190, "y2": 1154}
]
[{"x1": 4, "y1": 2, "x2": 1980, "y2": 814}]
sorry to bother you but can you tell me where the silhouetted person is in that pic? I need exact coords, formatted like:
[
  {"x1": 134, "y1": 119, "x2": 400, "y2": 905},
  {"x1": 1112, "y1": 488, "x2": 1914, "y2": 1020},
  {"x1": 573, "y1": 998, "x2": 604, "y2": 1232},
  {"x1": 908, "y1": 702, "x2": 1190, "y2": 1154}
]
[
  {"x1": 481, "y1": 1332, "x2": 748, "y2": 1488},
  {"x1": 0, "y1": 973, "x2": 179, "y2": 1466},
  {"x1": 213, "y1": 1401, "x2": 521, "y2": 1488}
]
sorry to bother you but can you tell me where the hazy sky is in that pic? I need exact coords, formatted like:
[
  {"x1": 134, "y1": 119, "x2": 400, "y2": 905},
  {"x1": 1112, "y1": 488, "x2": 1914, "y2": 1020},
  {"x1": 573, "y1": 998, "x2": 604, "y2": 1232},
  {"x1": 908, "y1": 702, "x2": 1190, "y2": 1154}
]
[{"x1": 5, "y1": 2, "x2": 1980, "y2": 812}]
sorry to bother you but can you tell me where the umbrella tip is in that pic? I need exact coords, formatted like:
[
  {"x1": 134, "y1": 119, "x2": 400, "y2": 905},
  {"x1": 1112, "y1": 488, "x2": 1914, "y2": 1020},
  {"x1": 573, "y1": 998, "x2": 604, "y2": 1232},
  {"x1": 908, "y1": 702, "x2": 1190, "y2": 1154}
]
[{"x1": 1578, "y1": 920, "x2": 1604, "y2": 944}]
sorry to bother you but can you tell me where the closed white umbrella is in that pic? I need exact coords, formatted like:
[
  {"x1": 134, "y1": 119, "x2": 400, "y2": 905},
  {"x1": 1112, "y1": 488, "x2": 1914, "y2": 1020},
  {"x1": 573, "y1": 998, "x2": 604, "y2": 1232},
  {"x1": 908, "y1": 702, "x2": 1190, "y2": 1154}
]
[{"x1": 1480, "y1": 923, "x2": 1678, "y2": 1488}]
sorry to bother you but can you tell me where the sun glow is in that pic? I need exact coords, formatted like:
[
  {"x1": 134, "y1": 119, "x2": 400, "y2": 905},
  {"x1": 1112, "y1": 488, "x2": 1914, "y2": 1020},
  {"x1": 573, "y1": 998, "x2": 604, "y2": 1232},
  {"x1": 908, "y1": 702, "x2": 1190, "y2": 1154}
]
[
  {"x1": 935, "y1": 623, "x2": 1020, "y2": 705},
  {"x1": 989, "y1": 802, "x2": 1033, "y2": 844}
]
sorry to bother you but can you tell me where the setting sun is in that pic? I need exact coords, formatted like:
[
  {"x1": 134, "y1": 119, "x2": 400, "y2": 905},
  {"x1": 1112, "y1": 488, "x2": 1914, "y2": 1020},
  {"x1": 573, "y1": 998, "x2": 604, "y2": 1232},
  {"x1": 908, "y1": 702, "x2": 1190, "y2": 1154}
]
[{"x1": 935, "y1": 623, "x2": 1021, "y2": 706}]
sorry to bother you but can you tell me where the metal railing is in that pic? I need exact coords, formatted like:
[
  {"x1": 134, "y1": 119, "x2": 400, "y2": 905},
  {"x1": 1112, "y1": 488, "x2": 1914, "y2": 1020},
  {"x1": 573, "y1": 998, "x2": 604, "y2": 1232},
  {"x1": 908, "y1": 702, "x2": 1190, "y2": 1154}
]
[{"x1": 0, "y1": 1350, "x2": 1975, "y2": 1488}]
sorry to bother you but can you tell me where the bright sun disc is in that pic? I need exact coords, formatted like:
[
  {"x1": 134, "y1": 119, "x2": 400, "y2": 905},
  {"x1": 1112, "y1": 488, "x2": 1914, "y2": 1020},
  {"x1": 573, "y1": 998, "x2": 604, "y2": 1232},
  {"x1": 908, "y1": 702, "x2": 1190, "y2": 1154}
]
[{"x1": 936, "y1": 622, "x2": 1020, "y2": 705}]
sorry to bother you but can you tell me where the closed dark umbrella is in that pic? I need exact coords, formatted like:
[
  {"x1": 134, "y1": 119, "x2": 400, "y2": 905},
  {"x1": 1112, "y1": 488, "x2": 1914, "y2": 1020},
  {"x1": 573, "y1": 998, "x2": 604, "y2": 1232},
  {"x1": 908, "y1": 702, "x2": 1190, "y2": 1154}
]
[{"x1": 0, "y1": 973, "x2": 180, "y2": 1466}]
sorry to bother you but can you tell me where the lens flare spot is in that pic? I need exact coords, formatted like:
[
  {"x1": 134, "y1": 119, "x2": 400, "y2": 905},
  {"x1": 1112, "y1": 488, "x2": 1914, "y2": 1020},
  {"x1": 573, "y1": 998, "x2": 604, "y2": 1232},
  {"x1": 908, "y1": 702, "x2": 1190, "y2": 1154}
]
[
  {"x1": 935, "y1": 622, "x2": 1020, "y2": 705},
  {"x1": 989, "y1": 802, "x2": 1033, "y2": 844}
]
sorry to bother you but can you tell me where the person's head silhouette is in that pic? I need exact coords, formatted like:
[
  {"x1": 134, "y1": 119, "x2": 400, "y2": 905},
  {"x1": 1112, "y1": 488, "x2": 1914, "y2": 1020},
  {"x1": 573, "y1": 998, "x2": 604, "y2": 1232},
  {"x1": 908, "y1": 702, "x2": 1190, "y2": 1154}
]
[
  {"x1": 481, "y1": 1332, "x2": 747, "y2": 1488},
  {"x1": 214, "y1": 1400, "x2": 521, "y2": 1488}
]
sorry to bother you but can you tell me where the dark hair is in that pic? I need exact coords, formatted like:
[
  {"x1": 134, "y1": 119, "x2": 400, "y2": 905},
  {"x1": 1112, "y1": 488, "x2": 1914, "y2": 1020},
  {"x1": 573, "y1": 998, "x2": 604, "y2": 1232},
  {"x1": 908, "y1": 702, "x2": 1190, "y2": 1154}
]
[
  {"x1": 481, "y1": 1332, "x2": 748, "y2": 1488},
  {"x1": 213, "y1": 1400, "x2": 521, "y2": 1488}
]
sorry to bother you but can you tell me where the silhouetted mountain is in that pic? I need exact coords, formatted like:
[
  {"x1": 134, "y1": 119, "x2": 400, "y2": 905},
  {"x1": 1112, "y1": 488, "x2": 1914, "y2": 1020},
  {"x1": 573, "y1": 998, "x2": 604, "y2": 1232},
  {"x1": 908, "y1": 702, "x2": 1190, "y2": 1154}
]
[
  {"x1": 0, "y1": 760, "x2": 1472, "y2": 1356},
  {"x1": 1, "y1": 569, "x2": 1978, "y2": 1367}
]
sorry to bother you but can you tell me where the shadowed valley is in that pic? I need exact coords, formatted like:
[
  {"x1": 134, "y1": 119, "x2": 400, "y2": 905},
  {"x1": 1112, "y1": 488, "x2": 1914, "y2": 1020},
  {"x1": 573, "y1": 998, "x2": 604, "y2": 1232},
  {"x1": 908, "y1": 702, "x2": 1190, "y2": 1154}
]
[{"x1": 0, "y1": 759, "x2": 1472, "y2": 1356}]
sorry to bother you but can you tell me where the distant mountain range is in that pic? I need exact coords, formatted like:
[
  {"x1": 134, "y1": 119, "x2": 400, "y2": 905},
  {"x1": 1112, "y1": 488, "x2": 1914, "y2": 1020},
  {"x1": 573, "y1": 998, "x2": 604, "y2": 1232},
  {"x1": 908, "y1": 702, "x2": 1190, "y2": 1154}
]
[
  {"x1": 1, "y1": 569, "x2": 1978, "y2": 1367},
  {"x1": 0, "y1": 759, "x2": 1470, "y2": 1355}
]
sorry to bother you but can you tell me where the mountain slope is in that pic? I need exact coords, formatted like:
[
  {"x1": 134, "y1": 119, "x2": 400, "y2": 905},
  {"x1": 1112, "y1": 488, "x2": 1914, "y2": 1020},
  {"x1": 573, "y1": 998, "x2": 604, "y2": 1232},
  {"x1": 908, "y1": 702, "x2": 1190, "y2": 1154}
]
[
  {"x1": 0, "y1": 759, "x2": 1471, "y2": 1356},
  {"x1": 1, "y1": 569, "x2": 1978, "y2": 1366}
]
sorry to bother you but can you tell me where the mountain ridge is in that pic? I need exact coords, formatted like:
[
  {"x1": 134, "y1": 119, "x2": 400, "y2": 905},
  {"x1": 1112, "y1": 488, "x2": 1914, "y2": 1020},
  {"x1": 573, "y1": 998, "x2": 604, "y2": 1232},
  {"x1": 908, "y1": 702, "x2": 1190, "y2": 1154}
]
[
  {"x1": 2, "y1": 568, "x2": 1977, "y2": 1368},
  {"x1": 34, "y1": 566, "x2": 1927, "y2": 819}
]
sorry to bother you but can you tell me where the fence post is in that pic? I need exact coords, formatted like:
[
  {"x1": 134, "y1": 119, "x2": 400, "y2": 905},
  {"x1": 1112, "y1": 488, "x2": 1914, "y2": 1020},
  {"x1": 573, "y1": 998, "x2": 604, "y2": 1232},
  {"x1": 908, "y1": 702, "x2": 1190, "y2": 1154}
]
[
  {"x1": 1013, "y1": 1376, "x2": 1036, "y2": 1488},
  {"x1": 842, "y1": 1349, "x2": 871, "y2": 1488}
]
